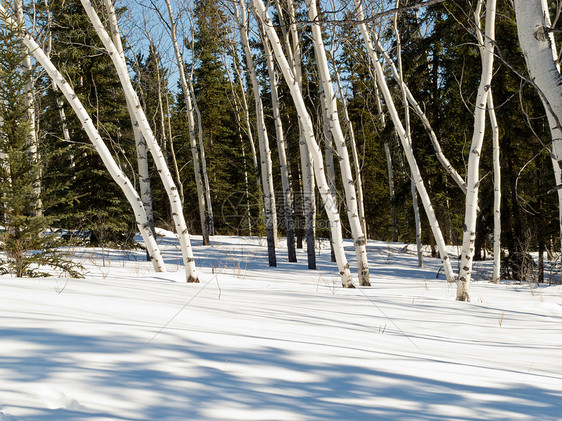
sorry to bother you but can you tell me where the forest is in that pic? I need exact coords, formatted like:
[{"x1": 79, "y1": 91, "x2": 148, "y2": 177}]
[{"x1": 1, "y1": 0, "x2": 561, "y2": 302}]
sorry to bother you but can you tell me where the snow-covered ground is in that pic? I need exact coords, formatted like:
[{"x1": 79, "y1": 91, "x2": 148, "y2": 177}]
[{"x1": 1, "y1": 233, "x2": 561, "y2": 420}]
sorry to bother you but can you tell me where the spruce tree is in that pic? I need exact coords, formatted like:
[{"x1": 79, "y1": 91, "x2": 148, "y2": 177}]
[
  {"x1": 39, "y1": 0, "x2": 135, "y2": 246},
  {"x1": 0, "y1": 24, "x2": 83, "y2": 278}
]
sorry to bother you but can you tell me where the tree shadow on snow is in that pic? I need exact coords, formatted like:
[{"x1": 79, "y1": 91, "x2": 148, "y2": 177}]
[{"x1": 0, "y1": 326, "x2": 560, "y2": 421}]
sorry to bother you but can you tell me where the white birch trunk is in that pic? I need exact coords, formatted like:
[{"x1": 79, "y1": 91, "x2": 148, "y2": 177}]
[
  {"x1": 376, "y1": 33, "x2": 466, "y2": 194},
  {"x1": 393, "y1": 2, "x2": 422, "y2": 267},
  {"x1": 283, "y1": 0, "x2": 316, "y2": 269},
  {"x1": 0, "y1": 10, "x2": 167, "y2": 272},
  {"x1": 300, "y1": 129, "x2": 317, "y2": 269},
  {"x1": 221, "y1": 54, "x2": 253, "y2": 235},
  {"x1": 80, "y1": 0, "x2": 198, "y2": 282},
  {"x1": 324, "y1": 116, "x2": 338, "y2": 263},
  {"x1": 262, "y1": 28, "x2": 297, "y2": 262},
  {"x1": 353, "y1": 0, "x2": 455, "y2": 283},
  {"x1": 253, "y1": 0, "x2": 353, "y2": 286},
  {"x1": 490, "y1": 94, "x2": 501, "y2": 283},
  {"x1": 411, "y1": 180, "x2": 424, "y2": 267},
  {"x1": 514, "y1": 0, "x2": 562, "y2": 253},
  {"x1": 237, "y1": 0, "x2": 277, "y2": 265},
  {"x1": 308, "y1": 0, "x2": 370, "y2": 286},
  {"x1": 163, "y1": 0, "x2": 210, "y2": 245},
  {"x1": 470, "y1": 0, "x2": 501, "y2": 284},
  {"x1": 384, "y1": 142, "x2": 399, "y2": 242},
  {"x1": 373, "y1": 67, "x2": 399, "y2": 242},
  {"x1": 15, "y1": 0, "x2": 42, "y2": 215},
  {"x1": 189, "y1": 81, "x2": 214, "y2": 236},
  {"x1": 457, "y1": 0, "x2": 497, "y2": 301},
  {"x1": 102, "y1": 0, "x2": 154, "y2": 236},
  {"x1": 333, "y1": 69, "x2": 367, "y2": 238},
  {"x1": 228, "y1": 41, "x2": 260, "y2": 174}
]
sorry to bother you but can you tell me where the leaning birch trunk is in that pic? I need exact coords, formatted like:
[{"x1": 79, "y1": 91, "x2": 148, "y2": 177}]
[
  {"x1": 333, "y1": 68, "x2": 367, "y2": 238},
  {"x1": 262, "y1": 29, "x2": 297, "y2": 262},
  {"x1": 371, "y1": 62, "x2": 400, "y2": 242},
  {"x1": 292, "y1": 38, "x2": 317, "y2": 267},
  {"x1": 278, "y1": 0, "x2": 317, "y2": 268},
  {"x1": 15, "y1": 0, "x2": 41, "y2": 215},
  {"x1": 324, "y1": 120, "x2": 338, "y2": 263},
  {"x1": 376, "y1": 34, "x2": 466, "y2": 194},
  {"x1": 353, "y1": 0, "x2": 455, "y2": 283},
  {"x1": 163, "y1": 0, "x2": 209, "y2": 245},
  {"x1": 308, "y1": 0, "x2": 370, "y2": 286},
  {"x1": 253, "y1": 0, "x2": 354, "y2": 286},
  {"x1": 374, "y1": 67, "x2": 400, "y2": 242},
  {"x1": 1, "y1": 13, "x2": 167, "y2": 272},
  {"x1": 237, "y1": 0, "x2": 277, "y2": 266},
  {"x1": 102, "y1": 0, "x2": 155, "y2": 236},
  {"x1": 80, "y1": 0, "x2": 198, "y2": 282},
  {"x1": 514, "y1": 0, "x2": 562, "y2": 253},
  {"x1": 457, "y1": 0, "x2": 497, "y2": 302},
  {"x1": 229, "y1": 41, "x2": 260, "y2": 174}
]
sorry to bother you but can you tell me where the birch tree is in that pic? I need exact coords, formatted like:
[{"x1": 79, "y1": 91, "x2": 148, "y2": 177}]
[
  {"x1": 102, "y1": 0, "x2": 155, "y2": 237},
  {"x1": 456, "y1": 0, "x2": 497, "y2": 302},
  {"x1": 514, "y1": 0, "x2": 562, "y2": 253},
  {"x1": 261, "y1": 25, "x2": 297, "y2": 262},
  {"x1": 253, "y1": 0, "x2": 354, "y2": 286},
  {"x1": 471, "y1": 0, "x2": 501, "y2": 284},
  {"x1": 308, "y1": 0, "x2": 371, "y2": 286},
  {"x1": 79, "y1": 0, "x2": 198, "y2": 282},
  {"x1": 392, "y1": 2, "x2": 423, "y2": 268},
  {"x1": 0, "y1": 4, "x2": 167, "y2": 272},
  {"x1": 236, "y1": 0, "x2": 277, "y2": 266},
  {"x1": 275, "y1": 0, "x2": 316, "y2": 269},
  {"x1": 162, "y1": 0, "x2": 210, "y2": 245},
  {"x1": 15, "y1": 0, "x2": 41, "y2": 215},
  {"x1": 353, "y1": 0, "x2": 455, "y2": 283}
]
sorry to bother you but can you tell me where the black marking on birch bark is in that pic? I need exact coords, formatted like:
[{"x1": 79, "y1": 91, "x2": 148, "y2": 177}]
[
  {"x1": 535, "y1": 26, "x2": 548, "y2": 42},
  {"x1": 355, "y1": 237, "x2": 366, "y2": 246},
  {"x1": 463, "y1": 266, "x2": 470, "y2": 272},
  {"x1": 187, "y1": 276, "x2": 199, "y2": 283}
]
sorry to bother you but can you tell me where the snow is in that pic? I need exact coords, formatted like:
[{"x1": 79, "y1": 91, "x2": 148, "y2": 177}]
[{"x1": 1, "y1": 234, "x2": 561, "y2": 420}]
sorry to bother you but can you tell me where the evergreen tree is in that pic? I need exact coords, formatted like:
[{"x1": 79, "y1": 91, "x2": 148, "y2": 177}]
[
  {"x1": 39, "y1": 0, "x2": 135, "y2": 246},
  {"x1": 0, "y1": 23, "x2": 82, "y2": 278}
]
